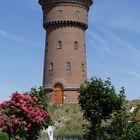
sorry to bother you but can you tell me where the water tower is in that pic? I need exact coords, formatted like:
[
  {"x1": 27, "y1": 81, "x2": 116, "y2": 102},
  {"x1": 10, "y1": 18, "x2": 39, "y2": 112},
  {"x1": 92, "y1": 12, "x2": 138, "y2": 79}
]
[{"x1": 38, "y1": 0, "x2": 93, "y2": 104}]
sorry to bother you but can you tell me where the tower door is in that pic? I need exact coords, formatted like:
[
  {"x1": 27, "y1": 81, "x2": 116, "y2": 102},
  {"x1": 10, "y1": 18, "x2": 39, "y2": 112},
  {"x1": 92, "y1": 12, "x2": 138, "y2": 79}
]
[{"x1": 54, "y1": 84, "x2": 63, "y2": 104}]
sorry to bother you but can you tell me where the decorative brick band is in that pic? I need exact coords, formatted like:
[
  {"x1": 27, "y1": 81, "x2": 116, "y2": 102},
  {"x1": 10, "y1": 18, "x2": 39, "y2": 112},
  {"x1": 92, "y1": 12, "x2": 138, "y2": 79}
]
[
  {"x1": 39, "y1": 0, "x2": 93, "y2": 8},
  {"x1": 44, "y1": 87, "x2": 79, "y2": 92},
  {"x1": 43, "y1": 84, "x2": 80, "y2": 91},
  {"x1": 43, "y1": 20, "x2": 88, "y2": 30},
  {"x1": 43, "y1": 2, "x2": 88, "y2": 10}
]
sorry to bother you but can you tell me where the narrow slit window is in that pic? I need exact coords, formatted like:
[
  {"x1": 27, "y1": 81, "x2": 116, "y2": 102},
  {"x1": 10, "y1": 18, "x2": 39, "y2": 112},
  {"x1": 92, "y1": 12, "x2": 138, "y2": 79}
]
[
  {"x1": 46, "y1": 42, "x2": 48, "y2": 52},
  {"x1": 74, "y1": 41, "x2": 78, "y2": 50},
  {"x1": 57, "y1": 40, "x2": 62, "y2": 49},
  {"x1": 84, "y1": 43, "x2": 86, "y2": 52},
  {"x1": 81, "y1": 63, "x2": 84, "y2": 72},
  {"x1": 49, "y1": 63, "x2": 53, "y2": 71},
  {"x1": 66, "y1": 62, "x2": 71, "y2": 70}
]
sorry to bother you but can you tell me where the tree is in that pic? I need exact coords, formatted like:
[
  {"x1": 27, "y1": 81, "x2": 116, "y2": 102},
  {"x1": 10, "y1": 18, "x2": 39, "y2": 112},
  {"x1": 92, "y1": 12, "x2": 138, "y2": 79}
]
[
  {"x1": 38, "y1": 0, "x2": 46, "y2": 6},
  {"x1": 78, "y1": 77, "x2": 125, "y2": 140}
]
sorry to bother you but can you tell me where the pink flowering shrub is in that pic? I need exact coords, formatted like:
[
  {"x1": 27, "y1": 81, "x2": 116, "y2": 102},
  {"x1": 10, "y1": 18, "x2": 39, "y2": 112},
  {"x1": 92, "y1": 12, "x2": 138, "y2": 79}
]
[{"x1": 0, "y1": 87, "x2": 52, "y2": 140}]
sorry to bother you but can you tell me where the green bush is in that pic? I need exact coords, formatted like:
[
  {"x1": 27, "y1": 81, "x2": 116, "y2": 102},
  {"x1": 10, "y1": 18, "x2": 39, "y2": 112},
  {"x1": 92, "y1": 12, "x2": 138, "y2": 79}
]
[{"x1": 0, "y1": 87, "x2": 52, "y2": 140}]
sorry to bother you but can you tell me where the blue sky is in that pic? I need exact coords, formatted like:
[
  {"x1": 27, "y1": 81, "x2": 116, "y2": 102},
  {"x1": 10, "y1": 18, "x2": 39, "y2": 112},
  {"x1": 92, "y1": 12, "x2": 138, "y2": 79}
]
[{"x1": 0, "y1": 0, "x2": 140, "y2": 102}]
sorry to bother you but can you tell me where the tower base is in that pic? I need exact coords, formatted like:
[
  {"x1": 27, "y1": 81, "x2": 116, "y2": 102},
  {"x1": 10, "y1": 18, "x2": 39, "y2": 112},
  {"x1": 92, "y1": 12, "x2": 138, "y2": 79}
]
[{"x1": 45, "y1": 89, "x2": 79, "y2": 104}]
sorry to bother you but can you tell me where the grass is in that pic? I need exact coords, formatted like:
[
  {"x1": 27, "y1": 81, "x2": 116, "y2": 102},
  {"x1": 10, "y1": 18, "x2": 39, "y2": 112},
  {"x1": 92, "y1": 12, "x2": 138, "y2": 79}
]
[
  {"x1": 39, "y1": 104, "x2": 86, "y2": 140},
  {"x1": 39, "y1": 100, "x2": 140, "y2": 139},
  {"x1": 48, "y1": 104, "x2": 87, "y2": 137},
  {"x1": 38, "y1": 104, "x2": 86, "y2": 140}
]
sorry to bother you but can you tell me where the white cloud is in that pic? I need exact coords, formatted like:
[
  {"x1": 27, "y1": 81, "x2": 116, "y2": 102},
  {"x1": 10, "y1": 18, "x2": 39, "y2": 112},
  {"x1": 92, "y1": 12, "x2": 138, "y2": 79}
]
[
  {"x1": 125, "y1": 70, "x2": 140, "y2": 80},
  {"x1": 95, "y1": 27, "x2": 140, "y2": 63},
  {"x1": 87, "y1": 30, "x2": 112, "y2": 54},
  {"x1": 0, "y1": 30, "x2": 42, "y2": 48},
  {"x1": 89, "y1": 0, "x2": 140, "y2": 34},
  {"x1": 105, "y1": 16, "x2": 140, "y2": 34}
]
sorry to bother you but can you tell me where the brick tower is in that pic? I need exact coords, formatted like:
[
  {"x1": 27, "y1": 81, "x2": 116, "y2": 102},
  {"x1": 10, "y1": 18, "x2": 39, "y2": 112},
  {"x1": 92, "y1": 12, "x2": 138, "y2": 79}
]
[{"x1": 38, "y1": 0, "x2": 93, "y2": 104}]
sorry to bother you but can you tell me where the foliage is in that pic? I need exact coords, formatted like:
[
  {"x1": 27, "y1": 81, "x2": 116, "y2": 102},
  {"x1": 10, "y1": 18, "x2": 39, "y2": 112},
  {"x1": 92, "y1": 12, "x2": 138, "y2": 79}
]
[
  {"x1": 78, "y1": 77, "x2": 125, "y2": 140},
  {"x1": 101, "y1": 118, "x2": 140, "y2": 140},
  {"x1": 120, "y1": 123, "x2": 140, "y2": 140},
  {"x1": 133, "y1": 103, "x2": 140, "y2": 122},
  {"x1": 100, "y1": 104, "x2": 130, "y2": 140},
  {"x1": 102, "y1": 101, "x2": 140, "y2": 140},
  {"x1": 38, "y1": 0, "x2": 46, "y2": 6},
  {"x1": 0, "y1": 131, "x2": 9, "y2": 140},
  {"x1": 0, "y1": 87, "x2": 52, "y2": 140}
]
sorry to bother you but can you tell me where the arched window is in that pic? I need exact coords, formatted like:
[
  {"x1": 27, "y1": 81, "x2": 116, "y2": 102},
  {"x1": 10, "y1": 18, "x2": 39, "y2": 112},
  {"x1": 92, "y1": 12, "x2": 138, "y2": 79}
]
[
  {"x1": 66, "y1": 62, "x2": 71, "y2": 70},
  {"x1": 74, "y1": 41, "x2": 78, "y2": 50},
  {"x1": 57, "y1": 40, "x2": 62, "y2": 49},
  {"x1": 81, "y1": 63, "x2": 84, "y2": 72},
  {"x1": 49, "y1": 63, "x2": 53, "y2": 71}
]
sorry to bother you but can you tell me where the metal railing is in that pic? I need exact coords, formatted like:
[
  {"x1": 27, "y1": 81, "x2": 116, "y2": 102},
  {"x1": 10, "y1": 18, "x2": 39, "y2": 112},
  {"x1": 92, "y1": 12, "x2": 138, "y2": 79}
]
[{"x1": 55, "y1": 135, "x2": 85, "y2": 140}]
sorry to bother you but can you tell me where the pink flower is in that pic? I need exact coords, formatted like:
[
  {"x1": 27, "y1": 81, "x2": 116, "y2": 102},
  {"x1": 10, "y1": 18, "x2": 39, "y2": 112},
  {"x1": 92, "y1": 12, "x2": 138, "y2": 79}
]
[
  {"x1": 27, "y1": 123, "x2": 31, "y2": 128},
  {"x1": 2, "y1": 126, "x2": 7, "y2": 131},
  {"x1": 14, "y1": 119, "x2": 18, "y2": 125},
  {"x1": 24, "y1": 127, "x2": 28, "y2": 131},
  {"x1": 11, "y1": 101, "x2": 16, "y2": 105},
  {"x1": 16, "y1": 109, "x2": 21, "y2": 113},
  {"x1": 21, "y1": 105, "x2": 29, "y2": 113},
  {"x1": 0, "y1": 119, "x2": 5, "y2": 125},
  {"x1": 11, "y1": 115, "x2": 15, "y2": 119},
  {"x1": 15, "y1": 135, "x2": 20, "y2": 140},
  {"x1": 12, "y1": 92, "x2": 20, "y2": 100},
  {"x1": 18, "y1": 98, "x2": 23, "y2": 103},
  {"x1": 8, "y1": 123, "x2": 13, "y2": 127},
  {"x1": 24, "y1": 95, "x2": 32, "y2": 103},
  {"x1": 33, "y1": 96, "x2": 38, "y2": 102},
  {"x1": 16, "y1": 103, "x2": 20, "y2": 106},
  {"x1": 22, "y1": 121, "x2": 27, "y2": 125},
  {"x1": 3, "y1": 117, "x2": 7, "y2": 121}
]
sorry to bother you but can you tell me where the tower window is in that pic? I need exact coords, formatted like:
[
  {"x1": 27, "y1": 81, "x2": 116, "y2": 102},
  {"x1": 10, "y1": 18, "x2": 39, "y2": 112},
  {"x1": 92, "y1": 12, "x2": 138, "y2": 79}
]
[
  {"x1": 66, "y1": 62, "x2": 71, "y2": 70},
  {"x1": 76, "y1": 11, "x2": 80, "y2": 16},
  {"x1": 74, "y1": 41, "x2": 78, "y2": 50},
  {"x1": 46, "y1": 42, "x2": 48, "y2": 52},
  {"x1": 58, "y1": 10, "x2": 62, "y2": 14},
  {"x1": 84, "y1": 43, "x2": 86, "y2": 52},
  {"x1": 81, "y1": 63, "x2": 84, "y2": 72},
  {"x1": 49, "y1": 63, "x2": 53, "y2": 71},
  {"x1": 57, "y1": 40, "x2": 62, "y2": 49}
]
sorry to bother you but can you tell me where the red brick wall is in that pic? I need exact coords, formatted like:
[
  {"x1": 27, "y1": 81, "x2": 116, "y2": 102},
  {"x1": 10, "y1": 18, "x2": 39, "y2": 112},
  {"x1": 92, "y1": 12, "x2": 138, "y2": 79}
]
[{"x1": 42, "y1": 2, "x2": 91, "y2": 103}]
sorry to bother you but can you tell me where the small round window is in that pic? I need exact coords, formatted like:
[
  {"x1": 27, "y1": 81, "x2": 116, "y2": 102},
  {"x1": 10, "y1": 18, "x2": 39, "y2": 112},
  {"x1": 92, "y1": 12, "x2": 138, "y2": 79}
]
[
  {"x1": 58, "y1": 10, "x2": 62, "y2": 14},
  {"x1": 76, "y1": 11, "x2": 80, "y2": 16}
]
